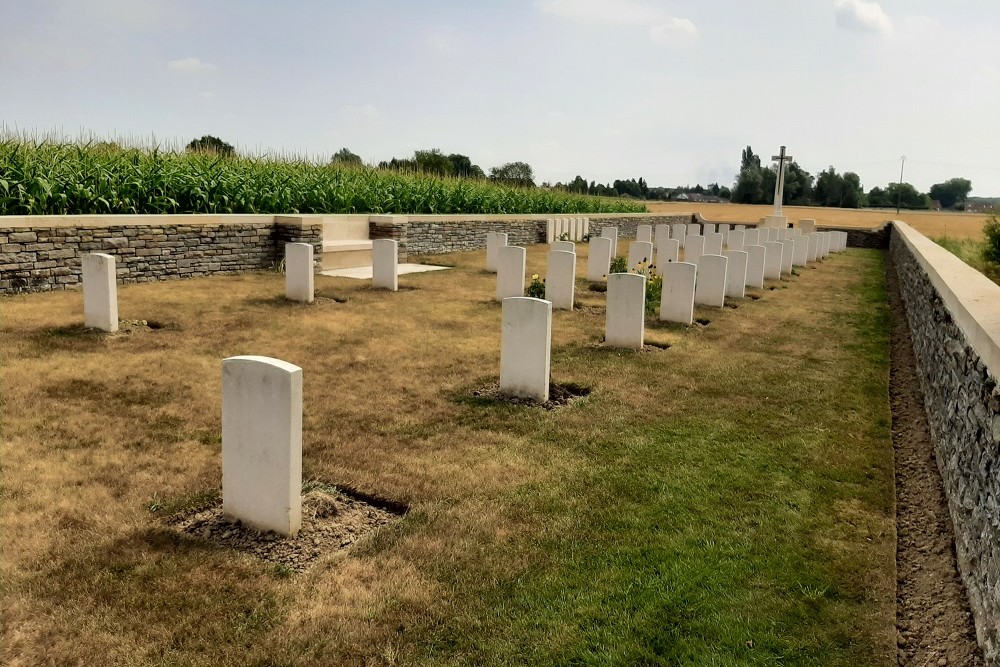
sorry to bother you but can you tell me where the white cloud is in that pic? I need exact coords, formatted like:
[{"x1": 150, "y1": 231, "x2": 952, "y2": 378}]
[
  {"x1": 166, "y1": 57, "x2": 217, "y2": 73},
  {"x1": 538, "y1": 0, "x2": 697, "y2": 43},
  {"x1": 649, "y1": 18, "x2": 698, "y2": 44},
  {"x1": 425, "y1": 26, "x2": 461, "y2": 55},
  {"x1": 834, "y1": 0, "x2": 893, "y2": 36}
]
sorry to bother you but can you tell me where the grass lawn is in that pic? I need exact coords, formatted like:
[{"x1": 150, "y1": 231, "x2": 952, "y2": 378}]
[
  {"x1": 932, "y1": 236, "x2": 1000, "y2": 286},
  {"x1": 1, "y1": 243, "x2": 894, "y2": 666}
]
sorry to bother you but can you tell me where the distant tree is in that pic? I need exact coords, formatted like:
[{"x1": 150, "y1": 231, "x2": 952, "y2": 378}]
[
  {"x1": 866, "y1": 186, "x2": 893, "y2": 208},
  {"x1": 330, "y1": 147, "x2": 363, "y2": 166},
  {"x1": 378, "y1": 157, "x2": 417, "y2": 172},
  {"x1": 446, "y1": 153, "x2": 485, "y2": 179},
  {"x1": 489, "y1": 162, "x2": 535, "y2": 188},
  {"x1": 732, "y1": 167, "x2": 766, "y2": 204},
  {"x1": 740, "y1": 145, "x2": 761, "y2": 171},
  {"x1": 782, "y1": 162, "x2": 814, "y2": 205},
  {"x1": 842, "y1": 172, "x2": 864, "y2": 208},
  {"x1": 414, "y1": 149, "x2": 453, "y2": 176},
  {"x1": 186, "y1": 135, "x2": 235, "y2": 157},
  {"x1": 929, "y1": 178, "x2": 973, "y2": 210},
  {"x1": 718, "y1": 185, "x2": 732, "y2": 200},
  {"x1": 885, "y1": 182, "x2": 930, "y2": 210},
  {"x1": 567, "y1": 175, "x2": 589, "y2": 194}
]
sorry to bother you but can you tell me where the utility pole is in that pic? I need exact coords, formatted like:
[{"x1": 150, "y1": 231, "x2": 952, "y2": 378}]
[{"x1": 895, "y1": 155, "x2": 906, "y2": 215}]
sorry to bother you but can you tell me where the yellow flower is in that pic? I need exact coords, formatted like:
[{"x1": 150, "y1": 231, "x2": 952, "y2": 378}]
[{"x1": 531, "y1": 274, "x2": 539, "y2": 280}]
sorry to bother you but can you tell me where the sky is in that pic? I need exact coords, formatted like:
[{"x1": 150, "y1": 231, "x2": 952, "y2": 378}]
[{"x1": 2, "y1": 0, "x2": 999, "y2": 195}]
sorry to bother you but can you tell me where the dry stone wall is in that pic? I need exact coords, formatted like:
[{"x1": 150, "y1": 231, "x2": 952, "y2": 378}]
[
  {"x1": 0, "y1": 218, "x2": 321, "y2": 294},
  {"x1": 890, "y1": 223, "x2": 1000, "y2": 664}
]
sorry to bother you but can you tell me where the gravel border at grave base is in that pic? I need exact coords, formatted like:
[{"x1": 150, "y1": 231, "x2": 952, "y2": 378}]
[
  {"x1": 472, "y1": 381, "x2": 591, "y2": 409},
  {"x1": 887, "y1": 263, "x2": 985, "y2": 666},
  {"x1": 167, "y1": 486, "x2": 404, "y2": 573}
]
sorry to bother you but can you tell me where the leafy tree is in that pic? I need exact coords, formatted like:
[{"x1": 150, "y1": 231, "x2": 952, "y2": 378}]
[
  {"x1": 414, "y1": 149, "x2": 453, "y2": 176},
  {"x1": 732, "y1": 167, "x2": 766, "y2": 204},
  {"x1": 929, "y1": 178, "x2": 972, "y2": 209},
  {"x1": 447, "y1": 153, "x2": 485, "y2": 179},
  {"x1": 377, "y1": 157, "x2": 417, "y2": 172},
  {"x1": 719, "y1": 185, "x2": 732, "y2": 200},
  {"x1": 186, "y1": 135, "x2": 235, "y2": 157},
  {"x1": 782, "y1": 162, "x2": 814, "y2": 205},
  {"x1": 885, "y1": 182, "x2": 930, "y2": 210},
  {"x1": 489, "y1": 161, "x2": 535, "y2": 188},
  {"x1": 983, "y1": 209, "x2": 1000, "y2": 265},
  {"x1": 330, "y1": 147, "x2": 363, "y2": 166},
  {"x1": 740, "y1": 146, "x2": 761, "y2": 171},
  {"x1": 866, "y1": 186, "x2": 892, "y2": 208}
]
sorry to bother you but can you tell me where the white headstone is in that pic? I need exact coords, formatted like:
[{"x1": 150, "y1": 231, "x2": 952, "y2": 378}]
[
  {"x1": 546, "y1": 219, "x2": 556, "y2": 244},
  {"x1": 723, "y1": 250, "x2": 747, "y2": 299},
  {"x1": 734, "y1": 225, "x2": 745, "y2": 231},
  {"x1": 807, "y1": 234, "x2": 820, "y2": 263},
  {"x1": 822, "y1": 232, "x2": 832, "y2": 258},
  {"x1": 496, "y1": 246, "x2": 526, "y2": 300},
  {"x1": 222, "y1": 355, "x2": 302, "y2": 537},
  {"x1": 601, "y1": 227, "x2": 619, "y2": 256},
  {"x1": 727, "y1": 230, "x2": 745, "y2": 252},
  {"x1": 660, "y1": 262, "x2": 697, "y2": 325},
  {"x1": 672, "y1": 223, "x2": 687, "y2": 248},
  {"x1": 545, "y1": 250, "x2": 576, "y2": 310},
  {"x1": 745, "y1": 245, "x2": 765, "y2": 288},
  {"x1": 486, "y1": 232, "x2": 508, "y2": 272},
  {"x1": 792, "y1": 236, "x2": 809, "y2": 267},
  {"x1": 368, "y1": 239, "x2": 397, "y2": 291},
  {"x1": 552, "y1": 240, "x2": 576, "y2": 254},
  {"x1": 637, "y1": 224, "x2": 653, "y2": 243},
  {"x1": 285, "y1": 243, "x2": 315, "y2": 303},
  {"x1": 500, "y1": 297, "x2": 551, "y2": 401},
  {"x1": 82, "y1": 253, "x2": 118, "y2": 332},
  {"x1": 606, "y1": 273, "x2": 645, "y2": 349},
  {"x1": 657, "y1": 238, "x2": 680, "y2": 266},
  {"x1": 767, "y1": 228, "x2": 780, "y2": 243},
  {"x1": 686, "y1": 223, "x2": 700, "y2": 239},
  {"x1": 839, "y1": 231, "x2": 849, "y2": 252},
  {"x1": 799, "y1": 219, "x2": 816, "y2": 234},
  {"x1": 763, "y1": 242, "x2": 783, "y2": 280},
  {"x1": 627, "y1": 241, "x2": 655, "y2": 271},
  {"x1": 694, "y1": 254, "x2": 727, "y2": 308},
  {"x1": 685, "y1": 235, "x2": 705, "y2": 266},
  {"x1": 702, "y1": 223, "x2": 716, "y2": 235},
  {"x1": 654, "y1": 224, "x2": 671, "y2": 248},
  {"x1": 780, "y1": 239, "x2": 794, "y2": 276},
  {"x1": 704, "y1": 232, "x2": 724, "y2": 256},
  {"x1": 587, "y1": 236, "x2": 613, "y2": 282},
  {"x1": 744, "y1": 228, "x2": 760, "y2": 246},
  {"x1": 718, "y1": 223, "x2": 730, "y2": 236}
]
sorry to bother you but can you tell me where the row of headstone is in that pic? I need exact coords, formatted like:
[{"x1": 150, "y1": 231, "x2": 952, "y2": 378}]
[
  {"x1": 546, "y1": 217, "x2": 589, "y2": 243},
  {"x1": 286, "y1": 240, "x2": 399, "y2": 303}
]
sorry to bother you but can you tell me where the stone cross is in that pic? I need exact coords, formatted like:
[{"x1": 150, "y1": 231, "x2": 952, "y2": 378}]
[{"x1": 771, "y1": 145, "x2": 793, "y2": 216}]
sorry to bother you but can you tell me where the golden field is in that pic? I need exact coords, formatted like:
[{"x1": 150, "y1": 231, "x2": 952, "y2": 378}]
[{"x1": 646, "y1": 201, "x2": 991, "y2": 240}]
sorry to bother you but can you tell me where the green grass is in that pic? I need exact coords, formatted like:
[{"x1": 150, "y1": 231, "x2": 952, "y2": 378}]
[
  {"x1": 0, "y1": 138, "x2": 646, "y2": 216},
  {"x1": 933, "y1": 236, "x2": 1000, "y2": 285},
  {"x1": 2, "y1": 246, "x2": 894, "y2": 665}
]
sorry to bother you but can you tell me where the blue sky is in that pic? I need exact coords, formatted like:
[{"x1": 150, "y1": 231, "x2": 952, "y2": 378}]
[{"x1": 2, "y1": 0, "x2": 998, "y2": 195}]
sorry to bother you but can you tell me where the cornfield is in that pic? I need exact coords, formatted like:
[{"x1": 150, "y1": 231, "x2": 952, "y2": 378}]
[{"x1": 0, "y1": 139, "x2": 647, "y2": 216}]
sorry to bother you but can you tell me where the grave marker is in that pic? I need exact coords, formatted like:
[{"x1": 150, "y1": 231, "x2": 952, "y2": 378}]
[
  {"x1": 685, "y1": 235, "x2": 705, "y2": 266},
  {"x1": 723, "y1": 250, "x2": 747, "y2": 298},
  {"x1": 552, "y1": 240, "x2": 575, "y2": 254},
  {"x1": 807, "y1": 234, "x2": 820, "y2": 262},
  {"x1": 372, "y1": 239, "x2": 398, "y2": 291},
  {"x1": 744, "y1": 228, "x2": 760, "y2": 246},
  {"x1": 82, "y1": 253, "x2": 119, "y2": 332},
  {"x1": 606, "y1": 273, "x2": 645, "y2": 349},
  {"x1": 694, "y1": 254, "x2": 727, "y2": 308},
  {"x1": 660, "y1": 262, "x2": 696, "y2": 325},
  {"x1": 587, "y1": 236, "x2": 613, "y2": 281},
  {"x1": 672, "y1": 223, "x2": 687, "y2": 248},
  {"x1": 763, "y1": 241, "x2": 783, "y2": 280},
  {"x1": 792, "y1": 236, "x2": 809, "y2": 267},
  {"x1": 545, "y1": 250, "x2": 576, "y2": 310},
  {"x1": 500, "y1": 297, "x2": 552, "y2": 401},
  {"x1": 745, "y1": 244, "x2": 766, "y2": 288},
  {"x1": 727, "y1": 230, "x2": 745, "y2": 252},
  {"x1": 655, "y1": 224, "x2": 671, "y2": 248},
  {"x1": 486, "y1": 232, "x2": 508, "y2": 272},
  {"x1": 627, "y1": 241, "x2": 655, "y2": 271},
  {"x1": 702, "y1": 223, "x2": 716, "y2": 235},
  {"x1": 601, "y1": 227, "x2": 619, "y2": 256},
  {"x1": 704, "y1": 232, "x2": 724, "y2": 256},
  {"x1": 222, "y1": 355, "x2": 302, "y2": 537},
  {"x1": 496, "y1": 246, "x2": 526, "y2": 300},
  {"x1": 637, "y1": 224, "x2": 653, "y2": 243},
  {"x1": 657, "y1": 238, "x2": 679, "y2": 265}
]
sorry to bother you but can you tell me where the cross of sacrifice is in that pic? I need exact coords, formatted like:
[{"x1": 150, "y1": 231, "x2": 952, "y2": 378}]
[{"x1": 771, "y1": 146, "x2": 793, "y2": 217}]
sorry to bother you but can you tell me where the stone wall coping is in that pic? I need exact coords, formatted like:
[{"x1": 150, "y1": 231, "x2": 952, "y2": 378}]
[
  {"x1": 894, "y1": 220, "x2": 1000, "y2": 375},
  {"x1": 401, "y1": 212, "x2": 688, "y2": 222},
  {"x1": 0, "y1": 214, "x2": 320, "y2": 229}
]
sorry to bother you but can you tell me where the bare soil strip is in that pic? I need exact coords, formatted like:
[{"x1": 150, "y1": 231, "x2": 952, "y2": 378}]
[{"x1": 887, "y1": 261, "x2": 984, "y2": 666}]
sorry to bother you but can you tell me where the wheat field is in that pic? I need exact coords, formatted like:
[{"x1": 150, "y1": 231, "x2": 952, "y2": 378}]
[{"x1": 646, "y1": 201, "x2": 990, "y2": 240}]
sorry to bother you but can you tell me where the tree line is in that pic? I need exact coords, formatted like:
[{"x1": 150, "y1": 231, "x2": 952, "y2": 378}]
[
  {"x1": 731, "y1": 145, "x2": 973, "y2": 211},
  {"x1": 184, "y1": 136, "x2": 976, "y2": 210}
]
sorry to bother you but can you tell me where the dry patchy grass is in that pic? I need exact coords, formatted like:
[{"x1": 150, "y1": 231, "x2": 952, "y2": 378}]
[
  {"x1": 647, "y1": 201, "x2": 989, "y2": 239},
  {"x1": 2, "y1": 243, "x2": 894, "y2": 665}
]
